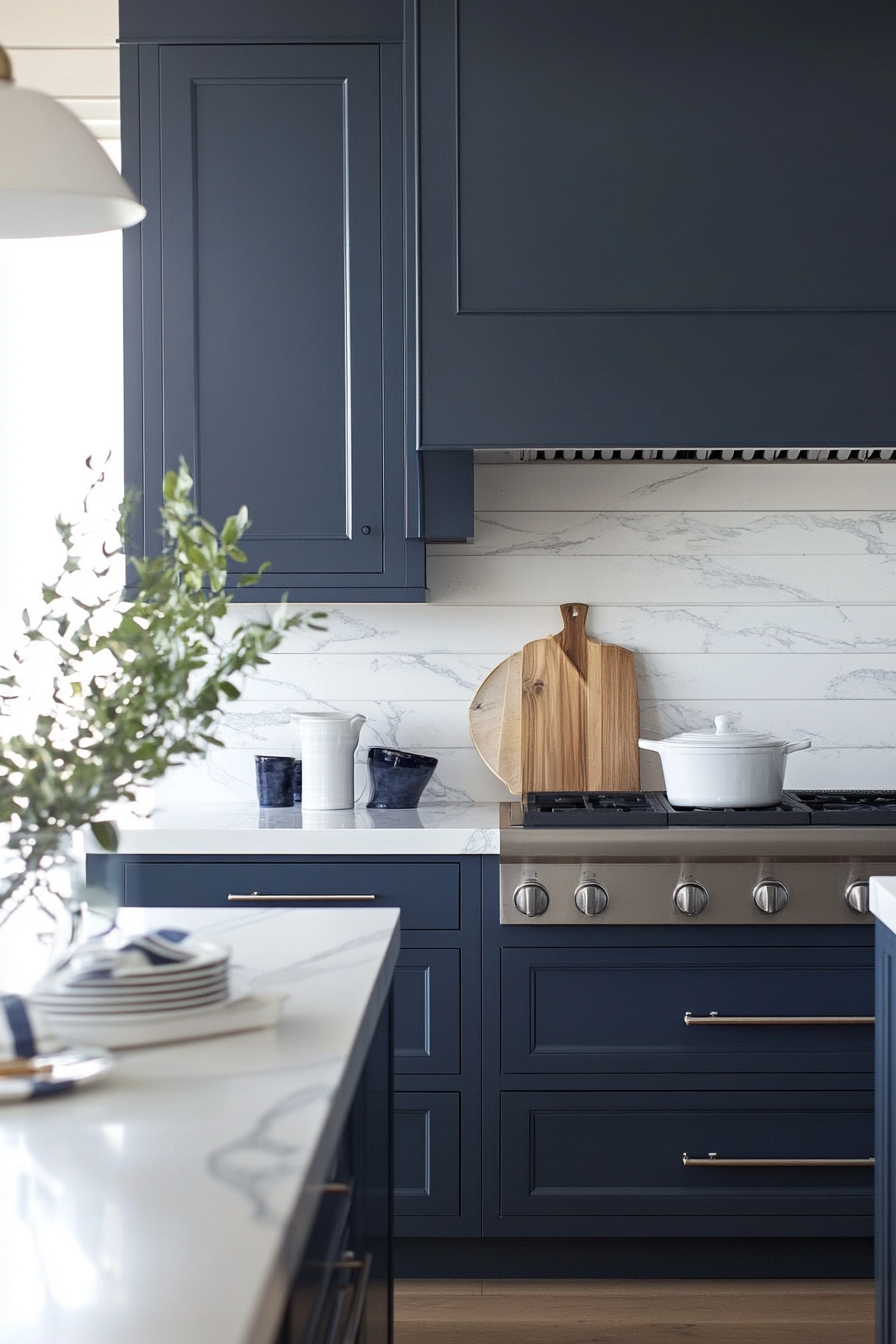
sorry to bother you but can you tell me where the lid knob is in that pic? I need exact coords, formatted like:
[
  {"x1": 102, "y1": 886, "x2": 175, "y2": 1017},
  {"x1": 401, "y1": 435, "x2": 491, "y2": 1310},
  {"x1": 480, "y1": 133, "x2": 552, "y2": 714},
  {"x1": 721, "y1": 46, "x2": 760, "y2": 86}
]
[{"x1": 714, "y1": 714, "x2": 734, "y2": 735}]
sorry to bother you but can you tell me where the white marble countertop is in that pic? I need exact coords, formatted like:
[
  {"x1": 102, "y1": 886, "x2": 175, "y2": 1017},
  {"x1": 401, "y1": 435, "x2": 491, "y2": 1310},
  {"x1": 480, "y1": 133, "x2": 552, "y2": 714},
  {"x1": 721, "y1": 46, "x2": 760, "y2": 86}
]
[
  {"x1": 0, "y1": 906, "x2": 400, "y2": 1344},
  {"x1": 871, "y1": 877, "x2": 896, "y2": 935},
  {"x1": 87, "y1": 802, "x2": 500, "y2": 855}
]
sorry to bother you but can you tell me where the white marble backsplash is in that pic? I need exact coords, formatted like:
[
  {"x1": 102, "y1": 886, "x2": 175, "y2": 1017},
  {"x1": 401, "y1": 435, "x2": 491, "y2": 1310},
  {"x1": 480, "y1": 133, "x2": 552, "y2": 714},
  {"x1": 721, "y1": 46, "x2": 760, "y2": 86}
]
[{"x1": 153, "y1": 461, "x2": 896, "y2": 807}]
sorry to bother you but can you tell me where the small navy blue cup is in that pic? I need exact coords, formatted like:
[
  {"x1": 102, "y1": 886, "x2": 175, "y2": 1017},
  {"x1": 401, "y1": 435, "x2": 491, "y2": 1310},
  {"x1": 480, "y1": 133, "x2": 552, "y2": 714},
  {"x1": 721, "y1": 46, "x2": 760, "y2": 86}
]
[
  {"x1": 255, "y1": 755, "x2": 296, "y2": 808},
  {"x1": 366, "y1": 748, "x2": 437, "y2": 809},
  {"x1": 293, "y1": 758, "x2": 303, "y2": 804}
]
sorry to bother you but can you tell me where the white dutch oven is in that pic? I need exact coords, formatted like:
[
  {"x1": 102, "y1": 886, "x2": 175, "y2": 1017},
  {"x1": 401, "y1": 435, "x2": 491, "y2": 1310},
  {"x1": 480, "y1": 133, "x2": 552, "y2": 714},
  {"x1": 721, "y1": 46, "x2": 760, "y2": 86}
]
[{"x1": 638, "y1": 714, "x2": 812, "y2": 808}]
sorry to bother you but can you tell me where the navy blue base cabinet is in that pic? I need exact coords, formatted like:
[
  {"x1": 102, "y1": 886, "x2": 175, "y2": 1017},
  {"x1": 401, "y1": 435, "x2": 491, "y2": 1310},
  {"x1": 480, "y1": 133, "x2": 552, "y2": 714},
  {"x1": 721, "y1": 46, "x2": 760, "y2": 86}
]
[
  {"x1": 484, "y1": 882, "x2": 874, "y2": 1269},
  {"x1": 88, "y1": 853, "x2": 482, "y2": 1237},
  {"x1": 279, "y1": 993, "x2": 392, "y2": 1344},
  {"x1": 91, "y1": 850, "x2": 875, "y2": 1273}
]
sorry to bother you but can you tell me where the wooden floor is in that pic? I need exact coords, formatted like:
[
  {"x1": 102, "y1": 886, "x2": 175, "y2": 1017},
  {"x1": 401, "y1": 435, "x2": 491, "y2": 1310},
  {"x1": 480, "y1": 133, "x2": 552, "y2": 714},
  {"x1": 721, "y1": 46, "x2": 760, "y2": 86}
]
[{"x1": 394, "y1": 1278, "x2": 874, "y2": 1344}]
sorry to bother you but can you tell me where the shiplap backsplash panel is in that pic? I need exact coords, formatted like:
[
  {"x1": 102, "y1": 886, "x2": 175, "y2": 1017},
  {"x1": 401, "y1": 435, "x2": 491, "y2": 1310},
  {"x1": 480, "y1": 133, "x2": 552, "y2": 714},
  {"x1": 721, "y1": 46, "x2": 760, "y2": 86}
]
[{"x1": 153, "y1": 462, "x2": 896, "y2": 806}]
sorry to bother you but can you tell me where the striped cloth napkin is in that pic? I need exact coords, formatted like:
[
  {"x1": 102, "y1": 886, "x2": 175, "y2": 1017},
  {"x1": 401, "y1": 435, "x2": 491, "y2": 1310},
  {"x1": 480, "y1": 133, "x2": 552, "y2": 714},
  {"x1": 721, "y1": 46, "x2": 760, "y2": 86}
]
[{"x1": 0, "y1": 993, "x2": 69, "y2": 1098}]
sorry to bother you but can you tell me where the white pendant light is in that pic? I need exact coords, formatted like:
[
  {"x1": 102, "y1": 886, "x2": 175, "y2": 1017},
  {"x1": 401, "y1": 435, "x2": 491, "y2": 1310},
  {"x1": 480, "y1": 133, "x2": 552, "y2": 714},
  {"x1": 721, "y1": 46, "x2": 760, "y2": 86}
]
[{"x1": 0, "y1": 44, "x2": 146, "y2": 238}]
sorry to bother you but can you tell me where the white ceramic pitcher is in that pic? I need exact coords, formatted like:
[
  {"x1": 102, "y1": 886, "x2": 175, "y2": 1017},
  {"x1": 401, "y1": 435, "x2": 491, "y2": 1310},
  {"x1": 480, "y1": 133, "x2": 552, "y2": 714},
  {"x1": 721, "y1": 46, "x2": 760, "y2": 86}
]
[{"x1": 297, "y1": 712, "x2": 366, "y2": 810}]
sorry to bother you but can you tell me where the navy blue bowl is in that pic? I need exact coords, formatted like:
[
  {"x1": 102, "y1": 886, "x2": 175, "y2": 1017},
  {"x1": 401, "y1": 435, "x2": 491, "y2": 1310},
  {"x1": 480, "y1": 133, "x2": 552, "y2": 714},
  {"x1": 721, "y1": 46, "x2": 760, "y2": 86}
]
[
  {"x1": 255, "y1": 755, "x2": 296, "y2": 808},
  {"x1": 366, "y1": 748, "x2": 437, "y2": 809}
]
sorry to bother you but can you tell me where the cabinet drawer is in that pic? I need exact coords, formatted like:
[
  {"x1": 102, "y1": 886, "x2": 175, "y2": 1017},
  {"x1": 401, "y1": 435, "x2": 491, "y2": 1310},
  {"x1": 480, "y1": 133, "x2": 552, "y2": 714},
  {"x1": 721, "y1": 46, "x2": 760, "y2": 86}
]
[
  {"x1": 121, "y1": 861, "x2": 460, "y2": 929},
  {"x1": 501, "y1": 946, "x2": 874, "y2": 1076},
  {"x1": 500, "y1": 1090, "x2": 874, "y2": 1224},
  {"x1": 394, "y1": 950, "x2": 460, "y2": 1074},
  {"x1": 394, "y1": 1091, "x2": 460, "y2": 1217}
]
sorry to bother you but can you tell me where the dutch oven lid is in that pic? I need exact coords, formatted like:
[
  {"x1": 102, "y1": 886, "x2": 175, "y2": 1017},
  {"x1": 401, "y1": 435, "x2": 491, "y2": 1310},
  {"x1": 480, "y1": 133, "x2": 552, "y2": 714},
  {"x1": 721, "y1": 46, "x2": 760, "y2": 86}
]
[{"x1": 660, "y1": 714, "x2": 788, "y2": 749}]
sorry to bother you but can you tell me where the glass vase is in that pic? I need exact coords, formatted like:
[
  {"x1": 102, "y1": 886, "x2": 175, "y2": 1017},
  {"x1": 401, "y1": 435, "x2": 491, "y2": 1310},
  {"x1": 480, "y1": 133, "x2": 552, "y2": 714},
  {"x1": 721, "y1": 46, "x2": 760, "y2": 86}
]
[{"x1": 0, "y1": 831, "x2": 85, "y2": 994}]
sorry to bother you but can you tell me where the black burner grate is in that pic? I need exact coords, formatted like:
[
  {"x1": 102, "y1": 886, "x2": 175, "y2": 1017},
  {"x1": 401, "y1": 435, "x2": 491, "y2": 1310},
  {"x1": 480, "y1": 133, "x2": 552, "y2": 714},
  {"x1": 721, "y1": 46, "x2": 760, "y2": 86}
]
[
  {"x1": 658, "y1": 792, "x2": 811, "y2": 827},
  {"x1": 520, "y1": 789, "x2": 896, "y2": 827},
  {"x1": 522, "y1": 792, "x2": 668, "y2": 828},
  {"x1": 793, "y1": 790, "x2": 896, "y2": 825}
]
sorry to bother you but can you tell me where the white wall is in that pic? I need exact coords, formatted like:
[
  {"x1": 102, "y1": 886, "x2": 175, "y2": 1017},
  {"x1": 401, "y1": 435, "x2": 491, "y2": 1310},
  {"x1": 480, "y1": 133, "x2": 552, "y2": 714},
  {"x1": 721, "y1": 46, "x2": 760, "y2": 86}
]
[
  {"x1": 153, "y1": 460, "x2": 896, "y2": 806},
  {"x1": 0, "y1": 0, "x2": 120, "y2": 138},
  {"x1": 0, "y1": 223, "x2": 124, "y2": 681}
]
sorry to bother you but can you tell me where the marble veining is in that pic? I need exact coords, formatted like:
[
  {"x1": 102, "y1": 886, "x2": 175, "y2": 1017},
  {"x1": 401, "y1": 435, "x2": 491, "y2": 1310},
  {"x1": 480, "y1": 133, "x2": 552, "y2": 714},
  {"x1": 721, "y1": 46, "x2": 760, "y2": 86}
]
[
  {"x1": 207, "y1": 1065, "x2": 340, "y2": 1225},
  {"x1": 152, "y1": 462, "x2": 896, "y2": 809},
  {"x1": 427, "y1": 553, "x2": 896, "y2": 606},
  {"x1": 249, "y1": 930, "x2": 403, "y2": 990},
  {"x1": 0, "y1": 907, "x2": 400, "y2": 1344},
  {"x1": 439, "y1": 510, "x2": 896, "y2": 557}
]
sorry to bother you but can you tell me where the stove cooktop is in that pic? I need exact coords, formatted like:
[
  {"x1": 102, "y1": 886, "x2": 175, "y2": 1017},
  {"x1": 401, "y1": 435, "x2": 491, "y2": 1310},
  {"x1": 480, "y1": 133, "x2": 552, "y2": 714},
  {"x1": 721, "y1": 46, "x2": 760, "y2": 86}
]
[
  {"x1": 521, "y1": 791, "x2": 667, "y2": 828},
  {"x1": 792, "y1": 790, "x2": 896, "y2": 825},
  {"x1": 521, "y1": 789, "x2": 896, "y2": 828},
  {"x1": 658, "y1": 793, "x2": 810, "y2": 827}
]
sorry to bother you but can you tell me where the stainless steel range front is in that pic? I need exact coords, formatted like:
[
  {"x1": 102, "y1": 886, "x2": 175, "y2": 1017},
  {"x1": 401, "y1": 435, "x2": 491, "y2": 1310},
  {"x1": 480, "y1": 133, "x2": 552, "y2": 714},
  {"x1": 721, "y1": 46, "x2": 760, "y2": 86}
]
[{"x1": 500, "y1": 791, "x2": 896, "y2": 925}]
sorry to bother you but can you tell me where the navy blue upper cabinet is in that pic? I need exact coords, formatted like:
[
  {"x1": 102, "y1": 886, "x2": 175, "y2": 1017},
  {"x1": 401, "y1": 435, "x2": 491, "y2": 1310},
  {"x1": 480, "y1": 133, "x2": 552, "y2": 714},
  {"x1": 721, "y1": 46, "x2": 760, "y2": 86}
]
[
  {"x1": 415, "y1": 0, "x2": 896, "y2": 448},
  {"x1": 122, "y1": 39, "x2": 425, "y2": 600},
  {"x1": 119, "y1": 0, "x2": 403, "y2": 41}
]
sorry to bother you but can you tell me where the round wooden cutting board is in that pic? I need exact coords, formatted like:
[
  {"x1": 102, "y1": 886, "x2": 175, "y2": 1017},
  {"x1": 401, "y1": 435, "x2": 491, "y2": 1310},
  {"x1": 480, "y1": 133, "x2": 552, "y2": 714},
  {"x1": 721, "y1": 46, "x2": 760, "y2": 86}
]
[{"x1": 468, "y1": 651, "x2": 522, "y2": 794}]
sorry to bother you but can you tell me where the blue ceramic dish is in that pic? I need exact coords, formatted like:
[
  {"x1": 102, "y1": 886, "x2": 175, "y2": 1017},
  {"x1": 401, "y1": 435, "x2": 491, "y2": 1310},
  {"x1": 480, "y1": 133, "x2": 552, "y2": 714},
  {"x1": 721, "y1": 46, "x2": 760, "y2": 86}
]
[
  {"x1": 255, "y1": 755, "x2": 296, "y2": 808},
  {"x1": 366, "y1": 748, "x2": 437, "y2": 809}
]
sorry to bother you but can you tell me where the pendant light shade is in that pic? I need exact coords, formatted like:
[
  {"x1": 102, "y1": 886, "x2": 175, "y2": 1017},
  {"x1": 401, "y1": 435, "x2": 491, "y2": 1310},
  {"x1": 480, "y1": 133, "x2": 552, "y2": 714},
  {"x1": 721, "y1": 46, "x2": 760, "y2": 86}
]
[{"x1": 0, "y1": 48, "x2": 145, "y2": 238}]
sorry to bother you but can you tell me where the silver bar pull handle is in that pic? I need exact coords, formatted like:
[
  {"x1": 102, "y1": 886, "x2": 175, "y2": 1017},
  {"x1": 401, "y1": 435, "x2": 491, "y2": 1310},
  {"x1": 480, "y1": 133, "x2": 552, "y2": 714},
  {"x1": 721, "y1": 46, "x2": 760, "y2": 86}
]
[
  {"x1": 227, "y1": 892, "x2": 377, "y2": 902},
  {"x1": 341, "y1": 1252, "x2": 373, "y2": 1344},
  {"x1": 684, "y1": 1012, "x2": 874, "y2": 1026},
  {"x1": 683, "y1": 1152, "x2": 874, "y2": 1167}
]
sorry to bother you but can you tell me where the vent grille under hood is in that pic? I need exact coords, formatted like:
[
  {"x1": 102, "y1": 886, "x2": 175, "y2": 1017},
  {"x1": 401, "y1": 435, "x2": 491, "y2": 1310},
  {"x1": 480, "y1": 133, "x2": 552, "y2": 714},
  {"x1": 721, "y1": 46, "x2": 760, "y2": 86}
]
[{"x1": 474, "y1": 447, "x2": 894, "y2": 463}]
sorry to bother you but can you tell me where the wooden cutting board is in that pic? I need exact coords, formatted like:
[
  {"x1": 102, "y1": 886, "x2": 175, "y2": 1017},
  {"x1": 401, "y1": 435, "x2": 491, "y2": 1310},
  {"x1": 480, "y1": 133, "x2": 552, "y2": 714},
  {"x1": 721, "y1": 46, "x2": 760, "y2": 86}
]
[{"x1": 469, "y1": 603, "x2": 640, "y2": 795}]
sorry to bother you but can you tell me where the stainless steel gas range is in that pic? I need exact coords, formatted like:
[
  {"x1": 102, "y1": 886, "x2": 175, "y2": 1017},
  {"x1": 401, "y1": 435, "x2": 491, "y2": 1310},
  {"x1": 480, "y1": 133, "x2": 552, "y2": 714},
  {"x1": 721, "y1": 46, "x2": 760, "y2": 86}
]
[{"x1": 500, "y1": 790, "x2": 896, "y2": 925}]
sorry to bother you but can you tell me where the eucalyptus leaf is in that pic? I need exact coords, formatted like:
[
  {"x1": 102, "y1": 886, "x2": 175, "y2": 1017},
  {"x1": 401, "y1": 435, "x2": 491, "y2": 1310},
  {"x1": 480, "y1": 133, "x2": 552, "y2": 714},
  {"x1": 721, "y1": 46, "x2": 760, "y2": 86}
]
[
  {"x1": 90, "y1": 820, "x2": 119, "y2": 852},
  {"x1": 0, "y1": 459, "x2": 325, "y2": 908}
]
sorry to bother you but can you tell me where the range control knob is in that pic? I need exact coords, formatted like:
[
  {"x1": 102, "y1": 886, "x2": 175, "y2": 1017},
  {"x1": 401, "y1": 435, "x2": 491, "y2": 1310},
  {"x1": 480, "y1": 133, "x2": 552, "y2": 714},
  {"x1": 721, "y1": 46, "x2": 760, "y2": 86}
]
[
  {"x1": 673, "y1": 882, "x2": 709, "y2": 916},
  {"x1": 514, "y1": 881, "x2": 549, "y2": 918},
  {"x1": 753, "y1": 880, "x2": 789, "y2": 915},
  {"x1": 575, "y1": 882, "x2": 609, "y2": 917},
  {"x1": 844, "y1": 881, "x2": 870, "y2": 914}
]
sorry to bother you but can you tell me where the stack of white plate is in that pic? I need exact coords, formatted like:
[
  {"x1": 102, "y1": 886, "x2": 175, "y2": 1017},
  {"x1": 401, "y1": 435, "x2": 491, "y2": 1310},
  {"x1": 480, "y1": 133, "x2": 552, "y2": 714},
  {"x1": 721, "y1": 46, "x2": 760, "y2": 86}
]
[{"x1": 29, "y1": 929, "x2": 231, "y2": 1031}]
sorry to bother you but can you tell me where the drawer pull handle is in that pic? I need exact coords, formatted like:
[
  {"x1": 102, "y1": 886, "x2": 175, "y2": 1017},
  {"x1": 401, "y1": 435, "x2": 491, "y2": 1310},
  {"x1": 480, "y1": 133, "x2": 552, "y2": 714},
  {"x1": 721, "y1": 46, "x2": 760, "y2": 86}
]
[
  {"x1": 684, "y1": 1012, "x2": 874, "y2": 1026},
  {"x1": 227, "y1": 892, "x2": 377, "y2": 902},
  {"x1": 341, "y1": 1251, "x2": 373, "y2": 1344},
  {"x1": 322, "y1": 1182, "x2": 352, "y2": 1196},
  {"x1": 683, "y1": 1152, "x2": 874, "y2": 1167}
]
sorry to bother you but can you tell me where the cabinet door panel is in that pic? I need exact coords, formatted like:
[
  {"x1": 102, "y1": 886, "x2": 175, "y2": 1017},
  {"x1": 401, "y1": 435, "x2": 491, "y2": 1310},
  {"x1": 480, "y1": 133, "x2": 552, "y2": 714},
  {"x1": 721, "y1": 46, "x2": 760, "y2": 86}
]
[
  {"x1": 456, "y1": 1, "x2": 896, "y2": 313},
  {"x1": 500, "y1": 1090, "x2": 874, "y2": 1221},
  {"x1": 121, "y1": 860, "x2": 461, "y2": 929},
  {"x1": 501, "y1": 946, "x2": 873, "y2": 1075},
  {"x1": 394, "y1": 1091, "x2": 460, "y2": 1216},
  {"x1": 418, "y1": 0, "x2": 896, "y2": 447},
  {"x1": 394, "y1": 950, "x2": 461, "y2": 1074},
  {"x1": 147, "y1": 45, "x2": 387, "y2": 583}
]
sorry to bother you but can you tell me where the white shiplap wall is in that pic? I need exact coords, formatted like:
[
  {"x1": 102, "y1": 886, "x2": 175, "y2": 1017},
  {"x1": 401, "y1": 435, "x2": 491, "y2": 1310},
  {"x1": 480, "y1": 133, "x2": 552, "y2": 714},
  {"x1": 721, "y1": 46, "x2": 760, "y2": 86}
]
[
  {"x1": 153, "y1": 461, "x2": 896, "y2": 806},
  {"x1": 0, "y1": 0, "x2": 119, "y2": 137}
]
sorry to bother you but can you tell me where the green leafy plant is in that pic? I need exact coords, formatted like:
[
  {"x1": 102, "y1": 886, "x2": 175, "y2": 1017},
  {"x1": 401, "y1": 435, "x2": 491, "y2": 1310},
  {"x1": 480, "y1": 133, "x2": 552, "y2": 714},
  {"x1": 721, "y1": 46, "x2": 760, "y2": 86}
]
[{"x1": 0, "y1": 461, "x2": 324, "y2": 907}]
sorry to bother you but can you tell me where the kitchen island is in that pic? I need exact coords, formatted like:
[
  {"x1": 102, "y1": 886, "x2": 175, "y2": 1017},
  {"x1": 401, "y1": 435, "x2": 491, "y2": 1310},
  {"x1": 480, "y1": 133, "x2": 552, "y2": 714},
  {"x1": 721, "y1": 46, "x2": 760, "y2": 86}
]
[{"x1": 0, "y1": 906, "x2": 400, "y2": 1344}]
